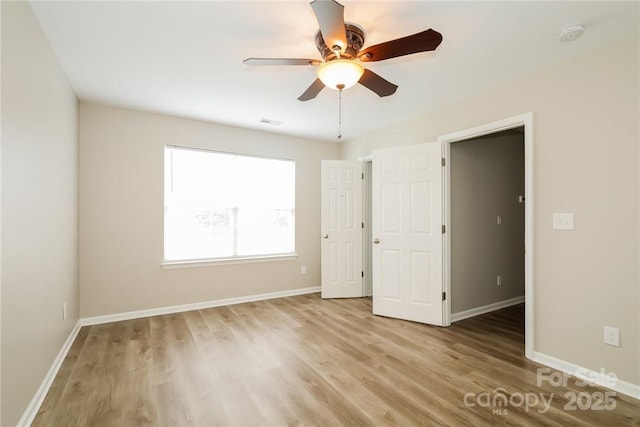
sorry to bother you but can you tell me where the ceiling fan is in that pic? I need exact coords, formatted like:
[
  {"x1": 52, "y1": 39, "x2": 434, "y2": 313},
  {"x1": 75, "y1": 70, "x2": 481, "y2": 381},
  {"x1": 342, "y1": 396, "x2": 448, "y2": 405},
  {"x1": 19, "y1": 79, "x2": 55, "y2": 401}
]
[{"x1": 243, "y1": 0, "x2": 443, "y2": 101}]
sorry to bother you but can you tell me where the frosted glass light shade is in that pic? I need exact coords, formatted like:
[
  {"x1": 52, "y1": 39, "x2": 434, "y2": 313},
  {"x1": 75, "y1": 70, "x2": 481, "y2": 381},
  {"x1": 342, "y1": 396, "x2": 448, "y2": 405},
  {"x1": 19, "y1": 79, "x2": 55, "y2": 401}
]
[{"x1": 317, "y1": 59, "x2": 365, "y2": 90}]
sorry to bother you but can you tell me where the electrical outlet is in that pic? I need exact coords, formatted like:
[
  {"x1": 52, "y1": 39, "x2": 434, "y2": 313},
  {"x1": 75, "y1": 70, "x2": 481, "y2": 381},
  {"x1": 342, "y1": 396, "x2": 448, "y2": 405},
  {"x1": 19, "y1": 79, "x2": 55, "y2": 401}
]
[
  {"x1": 603, "y1": 326, "x2": 620, "y2": 347},
  {"x1": 497, "y1": 275, "x2": 502, "y2": 286},
  {"x1": 63, "y1": 303, "x2": 68, "y2": 320},
  {"x1": 300, "y1": 265, "x2": 307, "y2": 275},
  {"x1": 497, "y1": 215, "x2": 502, "y2": 225}
]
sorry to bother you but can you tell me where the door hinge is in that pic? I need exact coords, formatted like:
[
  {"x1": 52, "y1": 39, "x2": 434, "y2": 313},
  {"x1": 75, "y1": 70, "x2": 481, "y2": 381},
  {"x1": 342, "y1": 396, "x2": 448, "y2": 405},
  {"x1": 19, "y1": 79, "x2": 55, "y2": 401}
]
[
  {"x1": 441, "y1": 158, "x2": 446, "y2": 166},
  {"x1": 361, "y1": 271, "x2": 364, "y2": 278},
  {"x1": 361, "y1": 222, "x2": 364, "y2": 229},
  {"x1": 442, "y1": 224, "x2": 446, "y2": 234},
  {"x1": 362, "y1": 172, "x2": 364, "y2": 180},
  {"x1": 442, "y1": 292, "x2": 446, "y2": 301}
]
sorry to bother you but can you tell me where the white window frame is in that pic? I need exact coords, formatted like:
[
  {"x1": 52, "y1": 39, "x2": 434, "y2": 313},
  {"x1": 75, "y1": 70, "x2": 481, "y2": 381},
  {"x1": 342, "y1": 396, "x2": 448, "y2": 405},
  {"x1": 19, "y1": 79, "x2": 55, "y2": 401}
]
[{"x1": 162, "y1": 145, "x2": 297, "y2": 268}]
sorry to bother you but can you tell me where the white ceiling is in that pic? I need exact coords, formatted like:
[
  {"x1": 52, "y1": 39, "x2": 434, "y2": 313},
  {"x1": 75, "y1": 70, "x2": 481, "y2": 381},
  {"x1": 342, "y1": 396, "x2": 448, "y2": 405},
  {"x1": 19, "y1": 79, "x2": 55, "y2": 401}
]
[{"x1": 29, "y1": 1, "x2": 639, "y2": 143}]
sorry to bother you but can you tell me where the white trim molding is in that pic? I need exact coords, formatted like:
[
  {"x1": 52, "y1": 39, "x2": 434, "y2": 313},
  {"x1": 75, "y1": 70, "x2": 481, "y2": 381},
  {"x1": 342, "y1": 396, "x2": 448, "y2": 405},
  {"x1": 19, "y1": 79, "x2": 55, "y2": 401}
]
[
  {"x1": 161, "y1": 253, "x2": 298, "y2": 269},
  {"x1": 17, "y1": 321, "x2": 83, "y2": 427},
  {"x1": 532, "y1": 351, "x2": 640, "y2": 400},
  {"x1": 81, "y1": 286, "x2": 320, "y2": 326},
  {"x1": 451, "y1": 296, "x2": 525, "y2": 323}
]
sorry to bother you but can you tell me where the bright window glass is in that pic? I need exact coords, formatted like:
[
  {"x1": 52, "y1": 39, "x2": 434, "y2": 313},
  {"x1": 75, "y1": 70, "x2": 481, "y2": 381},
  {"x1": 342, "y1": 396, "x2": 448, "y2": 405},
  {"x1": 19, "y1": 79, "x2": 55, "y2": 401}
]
[{"x1": 164, "y1": 146, "x2": 295, "y2": 262}]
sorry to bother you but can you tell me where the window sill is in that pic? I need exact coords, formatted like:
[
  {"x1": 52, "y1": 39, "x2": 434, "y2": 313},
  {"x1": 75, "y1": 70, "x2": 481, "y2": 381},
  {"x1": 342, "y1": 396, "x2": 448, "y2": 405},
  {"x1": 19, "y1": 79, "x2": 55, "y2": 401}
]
[{"x1": 161, "y1": 253, "x2": 298, "y2": 269}]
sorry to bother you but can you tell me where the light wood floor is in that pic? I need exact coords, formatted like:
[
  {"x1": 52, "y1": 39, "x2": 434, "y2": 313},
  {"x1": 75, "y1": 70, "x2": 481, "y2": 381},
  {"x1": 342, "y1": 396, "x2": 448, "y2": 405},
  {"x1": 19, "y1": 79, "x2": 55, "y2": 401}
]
[{"x1": 34, "y1": 294, "x2": 639, "y2": 426}]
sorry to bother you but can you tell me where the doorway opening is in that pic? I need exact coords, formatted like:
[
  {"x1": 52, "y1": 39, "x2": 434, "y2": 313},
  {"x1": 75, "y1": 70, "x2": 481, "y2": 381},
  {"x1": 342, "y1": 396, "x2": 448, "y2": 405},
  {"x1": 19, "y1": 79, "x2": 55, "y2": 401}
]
[
  {"x1": 449, "y1": 128, "x2": 525, "y2": 319},
  {"x1": 440, "y1": 113, "x2": 534, "y2": 359}
]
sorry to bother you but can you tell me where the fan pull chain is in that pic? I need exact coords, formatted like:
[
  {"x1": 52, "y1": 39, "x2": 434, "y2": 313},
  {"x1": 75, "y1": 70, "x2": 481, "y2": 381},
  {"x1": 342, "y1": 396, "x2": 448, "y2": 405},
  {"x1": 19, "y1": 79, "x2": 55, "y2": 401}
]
[
  {"x1": 337, "y1": 84, "x2": 345, "y2": 141},
  {"x1": 338, "y1": 89, "x2": 342, "y2": 140}
]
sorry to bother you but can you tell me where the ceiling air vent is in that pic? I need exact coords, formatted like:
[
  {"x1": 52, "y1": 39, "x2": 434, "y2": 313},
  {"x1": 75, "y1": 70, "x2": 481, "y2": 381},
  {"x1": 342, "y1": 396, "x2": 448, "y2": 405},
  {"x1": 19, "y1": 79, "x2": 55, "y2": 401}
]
[{"x1": 260, "y1": 118, "x2": 283, "y2": 126}]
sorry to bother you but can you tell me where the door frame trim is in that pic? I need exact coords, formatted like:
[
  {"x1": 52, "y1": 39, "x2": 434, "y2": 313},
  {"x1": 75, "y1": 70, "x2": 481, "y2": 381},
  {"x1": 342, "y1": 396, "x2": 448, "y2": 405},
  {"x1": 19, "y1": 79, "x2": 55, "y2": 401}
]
[
  {"x1": 359, "y1": 155, "x2": 374, "y2": 297},
  {"x1": 438, "y1": 112, "x2": 534, "y2": 359}
]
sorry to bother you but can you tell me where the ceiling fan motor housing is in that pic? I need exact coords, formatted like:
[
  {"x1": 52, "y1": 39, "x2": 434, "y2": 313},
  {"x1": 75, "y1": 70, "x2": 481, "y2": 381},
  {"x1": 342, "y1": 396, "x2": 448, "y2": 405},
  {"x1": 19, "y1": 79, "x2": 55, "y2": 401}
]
[{"x1": 315, "y1": 24, "x2": 365, "y2": 61}]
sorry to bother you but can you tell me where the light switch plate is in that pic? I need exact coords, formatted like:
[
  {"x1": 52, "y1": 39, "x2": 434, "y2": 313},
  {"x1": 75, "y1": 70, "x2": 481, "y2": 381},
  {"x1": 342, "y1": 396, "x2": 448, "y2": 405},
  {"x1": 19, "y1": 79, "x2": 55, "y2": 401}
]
[{"x1": 553, "y1": 213, "x2": 574, "y2": 230}]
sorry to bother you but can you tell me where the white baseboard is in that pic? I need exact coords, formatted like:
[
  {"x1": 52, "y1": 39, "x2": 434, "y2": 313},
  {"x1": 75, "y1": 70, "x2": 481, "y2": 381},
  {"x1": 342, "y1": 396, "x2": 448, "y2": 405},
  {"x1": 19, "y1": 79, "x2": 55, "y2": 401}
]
[
  {"x1": 532, "y1": 351, "x2": 640, "y2": 400},
  {"x1": 451, "y1": 295, "x2": 525, "y2": 322},
  {"x1": 80, "y1": 286, "x2": 321, "y2": 326},
  {"x1": 17, "y1": 320, "x2": 82, "y2": 427}
]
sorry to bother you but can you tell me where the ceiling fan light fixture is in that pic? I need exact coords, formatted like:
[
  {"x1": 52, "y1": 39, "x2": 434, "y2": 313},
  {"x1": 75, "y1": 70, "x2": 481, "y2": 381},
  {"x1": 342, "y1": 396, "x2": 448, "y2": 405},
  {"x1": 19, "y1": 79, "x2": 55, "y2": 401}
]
[{"x1": 317, "y1": 59, "x2": 364, "y2": 90}]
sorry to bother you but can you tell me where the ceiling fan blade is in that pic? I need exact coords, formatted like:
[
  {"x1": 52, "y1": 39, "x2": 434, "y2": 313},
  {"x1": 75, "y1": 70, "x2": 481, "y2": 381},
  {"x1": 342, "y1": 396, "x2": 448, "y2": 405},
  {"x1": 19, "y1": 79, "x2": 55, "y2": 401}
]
[
  {"x1": 298, "y1": 78, "x2": 325, "y2": 102},
  {"x1": 298, "y1": 79, "x2": 324, "y2": 101},
  {"x1": 358, "y1": 29, "x2": 443, "y2": 62},
  {"x1": 243, "y1": 58, "x2": 320, "y2": 66},
  {"x1": 358, "y1": 69, "x2": 398, "y2": 97},
  {"x1": 310, "y1": 0, "x2": 347, "y2": 52}
]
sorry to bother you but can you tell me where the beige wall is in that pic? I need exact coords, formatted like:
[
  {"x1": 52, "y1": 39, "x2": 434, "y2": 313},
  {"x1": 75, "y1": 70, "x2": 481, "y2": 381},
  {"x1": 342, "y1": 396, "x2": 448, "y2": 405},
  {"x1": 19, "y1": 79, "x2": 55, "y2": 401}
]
[
  {"x1": 1, "y1": 2, "x2": 79, "y2": 425},
  {"x1": 451, "y1": 130, "x2": 525, "y2": 313},
  {"x1": 342, "y1": 36, "x2": 639, "y2": 385},
  {"x1": 78, "y1": 103, "x2": 340, "y2": 318}
]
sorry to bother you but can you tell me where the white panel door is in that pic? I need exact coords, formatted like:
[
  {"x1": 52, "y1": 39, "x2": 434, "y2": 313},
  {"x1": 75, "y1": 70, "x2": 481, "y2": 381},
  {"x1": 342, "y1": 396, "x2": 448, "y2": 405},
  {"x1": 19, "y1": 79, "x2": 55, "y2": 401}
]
[
  {"x1": 372, "y1": 143, "x2": 443, "y2": 324},
  {"x1": 321, "y1": 161, "x2": 364, "y2": 298}
]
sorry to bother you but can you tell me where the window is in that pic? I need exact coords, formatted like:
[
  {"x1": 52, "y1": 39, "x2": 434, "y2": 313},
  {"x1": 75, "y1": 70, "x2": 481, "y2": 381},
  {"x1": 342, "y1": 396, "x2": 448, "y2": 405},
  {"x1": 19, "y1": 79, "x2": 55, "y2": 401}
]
[{"x1": 164, "y1": 146, "x2": 295, "y2": 263}]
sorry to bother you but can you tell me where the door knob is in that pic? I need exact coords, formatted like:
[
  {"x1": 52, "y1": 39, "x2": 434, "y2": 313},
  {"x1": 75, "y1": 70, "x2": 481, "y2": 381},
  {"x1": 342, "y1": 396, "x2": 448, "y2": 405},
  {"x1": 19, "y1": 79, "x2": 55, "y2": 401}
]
[
  {"x1": 373, "y1": 238, "x2": 380, "y2": 244},
  {"x1": 323, "y1": 234, "x2": 329, "y2": 239}
]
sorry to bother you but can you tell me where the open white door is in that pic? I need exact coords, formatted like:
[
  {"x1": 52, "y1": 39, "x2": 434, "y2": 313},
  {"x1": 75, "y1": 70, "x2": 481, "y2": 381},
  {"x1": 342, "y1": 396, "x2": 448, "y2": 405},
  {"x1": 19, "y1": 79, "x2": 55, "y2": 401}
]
[
  {"x1": 321, "y1": 161, "x2": 364, "y2": 298},
  {"x1": 372, "y1": 143, "x2": 443, "y2": 325}
]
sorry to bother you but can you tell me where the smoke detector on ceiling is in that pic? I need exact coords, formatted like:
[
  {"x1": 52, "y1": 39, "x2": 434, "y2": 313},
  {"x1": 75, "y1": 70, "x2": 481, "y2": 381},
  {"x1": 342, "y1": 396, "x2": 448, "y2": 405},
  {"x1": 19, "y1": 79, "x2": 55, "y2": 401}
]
[{"x1": 558, "y1": 24, "x2": 585, "y2": 42}]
